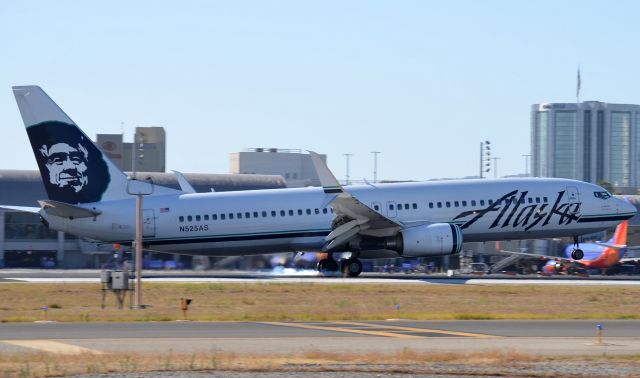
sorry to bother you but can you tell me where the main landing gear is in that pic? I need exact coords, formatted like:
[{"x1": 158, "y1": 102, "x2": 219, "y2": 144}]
[
  {"x1": 571, "y1": 236, "x2": 584, "y2": 260},
  {"x1": 316, "y1": 254, "x2": 363, "y2": 277}
]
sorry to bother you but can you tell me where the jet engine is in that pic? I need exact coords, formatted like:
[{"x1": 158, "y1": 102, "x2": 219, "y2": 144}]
[
  {"x1": 348, "y1": 223, "x2": 463, "y2": 257},
  {"x1": 399, "y1": 223, "x2": 463, "y2": 257}
]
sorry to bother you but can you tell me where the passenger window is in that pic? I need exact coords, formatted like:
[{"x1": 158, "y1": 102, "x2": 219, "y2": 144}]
[
  {"x1": 471, "y1": 200, "x2": 476, "y2": 206},
  {"x1": 462, "y1": 201, "x2": 467, "y2": 207},
  {"x1": 245, "y1": 212, "x2": 250, "y2": 218},
  {"x1": 488, "y1": 200, "x2": 493, "y2": 205},
  {"x1": 187, "y1": 215, "x2": 192, "y2": 222},
  {"x1": 445, "y1": 202, "x2": 450, "y2": 208},
  {"x1": 262, "y1": 211, "x2": 267, "y2": 217},
  {"x1": 480, "y1": 200, "x2": 485, "y2": 206},
  {"x1": 237, "y1": 213, "x2": 242, "y2": 219},
  {"x1": 289, "y1": 210, "x2": 294, "y2": 216},
  {"x1": 412, "y1": 203, "x2": 417, "y2": 209},
  {"x1": 179, "y1": 216, "x2": 184, "y2": 222},
  {"x1": 212, "y1": 214, "x2": 218, "y2": 220},
  {"x1": 429, "y1": 202, "x2": 434, "y2": 208},
  {"x1": 543, "y1": 197, "x2": 548, "y2": 202},
  {"x1": 195, "y1": 215, "x2": 201, "y2": 221},
  {"x1": 253, "y1": 212, "x2": 259, "y2": 218},
  {"x1": 536, "y1": 197, "x2": 540, "y2": 203},
  {"x1": 298, "y1": 209, "x2": 303, "y2": 215},
  {"x1": 404, "y1": 204, "x2": 409, "y2": 210},
  {"x1": 315, "y1": 208, "x2": 319, "y2": 214},
  {"x1": 454, "y1": 201, "x2": 459, "y2": 207},
  {"x1": 221, "y1": 214, "x2": 226, "y2": 220},
  {"x1": 229, "y1": 213, "x2": 234, "y2": 220},
  {"x1": 280, "y1": 210, "x2": 285, "y2": 217},
  {"x1": 437, "y1": 202, "x2": 442, "y2": 208},
  {"x1": 528, "y1": 198, "x2": 533, "y2": 204},
  {"x1": 306, "y1": 209, "x2": 311, "y2": 215},
  {"x1": 271, "y1": 211, "x2": 277, "y2": 217},
  {"x1": 389, "y1": 204, "x2": 395, "y2": 210},
  {"x1": 374, "y1": 204, "x2": 379, "y2": 211},
  {"x1": 204, "y1": 215, "x2": 209, "y2": 221},
  {"x1": 397, "y1": 204, "x2": 402, "y2": 211}
]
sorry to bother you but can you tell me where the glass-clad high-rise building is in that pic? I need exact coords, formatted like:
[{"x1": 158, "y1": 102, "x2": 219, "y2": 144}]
[{"x1": 531, "y1": 101, "x2": 640, "y2": 189}]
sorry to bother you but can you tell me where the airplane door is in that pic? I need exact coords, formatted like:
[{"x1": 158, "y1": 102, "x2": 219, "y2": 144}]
[
  {"x1": 143, "y1": 209, "x2": 156, "y2": 237},
  {"x1": 566, "y1": 186, "x2": 580, "y2": 204},
  {"x1": 386, "y1": 201, "x2": 397, "y2": 218}
]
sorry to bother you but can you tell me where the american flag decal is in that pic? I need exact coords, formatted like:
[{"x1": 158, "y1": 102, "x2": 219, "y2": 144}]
[{"x1": 160, "y1": 207, "x2": 170, "y2": 213}]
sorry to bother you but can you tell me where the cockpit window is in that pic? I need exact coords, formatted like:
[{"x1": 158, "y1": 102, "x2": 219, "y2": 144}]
[{"x1": 594, "y1": 191, "x2": 611, "y2": 200}]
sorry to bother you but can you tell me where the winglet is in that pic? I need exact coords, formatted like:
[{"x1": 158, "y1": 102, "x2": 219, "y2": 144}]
[
  {"x1": 171, "y1": 170, "x2": 196, "y2": 194},
  {"x1": 308, "y1": 151, "x2": 344, "y2": 194}
]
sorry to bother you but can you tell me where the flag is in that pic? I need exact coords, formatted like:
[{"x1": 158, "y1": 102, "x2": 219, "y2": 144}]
[
  {"x1": 160, "y1": 207, "x2": 170, "y2": 213},
  {"x1": 576, "y1": 67, "x2": 581, "y2": 99}
]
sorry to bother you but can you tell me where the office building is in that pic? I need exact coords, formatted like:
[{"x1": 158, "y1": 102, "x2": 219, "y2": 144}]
[
  {"x1": 96, "y1": 127, "x2": 166, "y2": 172},
  {"x1": 531, "y1": 101, "x2": 640, "y2": 191}
]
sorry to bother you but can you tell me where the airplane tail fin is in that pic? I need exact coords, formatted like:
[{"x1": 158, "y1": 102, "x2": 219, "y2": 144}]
[
  {"x1": 612, "y1": 220, "x2": 628, "y2": 246},
  {"x1": 12, "y1": 86, "x2": 178, "y2": 204}
]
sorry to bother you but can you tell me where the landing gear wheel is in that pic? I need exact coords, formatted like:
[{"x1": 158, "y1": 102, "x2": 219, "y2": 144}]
[
  {"x1": 317, "y1": 257, "x2": 339, "y2": 275},
  {"x1": 571, "y1": 236, "x2": 584, "y2": 260},
  {"x1": 341, "y1": 258, "x2": 363, "y2": 278},
  {"x1": 571, "y1": 249, "x2": 584, "y2": 260}
]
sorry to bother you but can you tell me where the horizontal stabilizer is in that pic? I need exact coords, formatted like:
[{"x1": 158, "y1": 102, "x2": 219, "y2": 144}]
[
  {"x1": 0, "y1": 205, "x2": 41, "y2": 214},
  {"x1": 38, "y1": 200, "x2": 101, "y2": 219}
]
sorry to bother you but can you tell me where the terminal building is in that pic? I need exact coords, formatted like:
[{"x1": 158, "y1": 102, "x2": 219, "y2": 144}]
[{"x1": 531, "y1": 101, "x2": 640, "y2": 192}]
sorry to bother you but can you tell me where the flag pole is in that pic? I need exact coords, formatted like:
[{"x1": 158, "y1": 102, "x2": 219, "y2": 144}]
[{"x1": 576, "y1": 67, "x2": 581, "y2": 104}]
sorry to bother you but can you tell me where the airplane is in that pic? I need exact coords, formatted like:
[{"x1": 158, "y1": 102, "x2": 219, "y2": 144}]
[
  {"x1": 538, "y1": 220, "x2": 638, "y2": 275},
  {"x1": 3, "y1": 85, "x2": 637, "y2": 277}
]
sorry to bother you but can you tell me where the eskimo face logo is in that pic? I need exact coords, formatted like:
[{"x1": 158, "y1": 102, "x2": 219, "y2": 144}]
[
  {"x1": 27, "y1": 121, "x2": 110, "y2": 204},
  {"x1": 39, "y1": 142, "x2": 89, "y2": 192}
]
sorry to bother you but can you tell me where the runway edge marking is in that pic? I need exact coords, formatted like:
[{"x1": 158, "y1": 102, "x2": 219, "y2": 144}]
[
  {"x1": 260, "y1": 322, "x2": 423, "y2": 339},
  {"x1": 334, "y1": 321, "x2": 503, "y2": 338},
  {"x1": 1, "y1": 340, "x2": 104, "y2": 355}
]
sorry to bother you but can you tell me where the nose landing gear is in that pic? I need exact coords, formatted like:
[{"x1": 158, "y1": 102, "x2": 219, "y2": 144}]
[{"x1": 571, "y1": 236, "x2": 584, "y2": 260}]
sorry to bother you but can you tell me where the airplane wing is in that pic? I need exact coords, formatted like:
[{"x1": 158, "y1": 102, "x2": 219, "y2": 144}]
[{"x1": 308, "y1": 151, "x2": 402, "y2": 251}]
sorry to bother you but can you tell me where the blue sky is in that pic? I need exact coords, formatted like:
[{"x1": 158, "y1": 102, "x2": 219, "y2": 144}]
[{"x1": 1, "y1": 1, "x2": 639, "y2": 182}]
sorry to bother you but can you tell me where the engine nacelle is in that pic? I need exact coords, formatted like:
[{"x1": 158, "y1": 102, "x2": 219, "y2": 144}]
[
  {"x1": 399, "y1": 223, "x2": 463, "y2": 257},
  {"x1": 348, "y1": 223, "x2": 463, "y2": 257}
]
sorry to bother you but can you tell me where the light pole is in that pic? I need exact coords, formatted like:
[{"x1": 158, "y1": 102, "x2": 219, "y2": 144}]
[
  {"x1": 492, "y1": 157, "x2": 501, "y2": 179},
  {"x1": 522, "y1": 154, "x2": 531, "y2": 176},
  {"x1": 479, "y1": 141, "x2": 491, "y2": 178},
  {"x1": 371, "y1": 151, "x2": 381, "y2": 183},
  {"x1": 128, "y1": 131, "x2": 152, "y2": 309},
  {"x1": 344, "y1": 153, "x2": 352, "y2": 185}
]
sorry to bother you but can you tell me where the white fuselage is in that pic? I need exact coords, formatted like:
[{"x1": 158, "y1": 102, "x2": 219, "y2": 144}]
[{"x1": 43, "y1": 178, "x2": 636, "y2": 257}]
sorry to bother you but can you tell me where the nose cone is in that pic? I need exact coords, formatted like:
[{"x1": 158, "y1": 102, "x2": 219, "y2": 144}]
[{"x1": 619, "y1": 196, "x2": 638, "y2": 217}]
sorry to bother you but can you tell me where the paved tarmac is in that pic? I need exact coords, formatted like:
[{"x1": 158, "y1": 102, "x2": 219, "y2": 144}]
[
  {"x1": 2, "y1": 269, "x2": 640, "y2": 285},
  {"x1": 1, "y1": 320, "x2": 639, "y2": 356}
]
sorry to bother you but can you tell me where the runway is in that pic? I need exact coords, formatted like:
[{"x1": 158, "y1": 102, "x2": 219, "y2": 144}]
[
  {"x1": 1, "y1": 320, "x2": 639, "y2": 356},
  {"x1": 2, "y1": 269, "x2": 640, "y2": 285}
]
